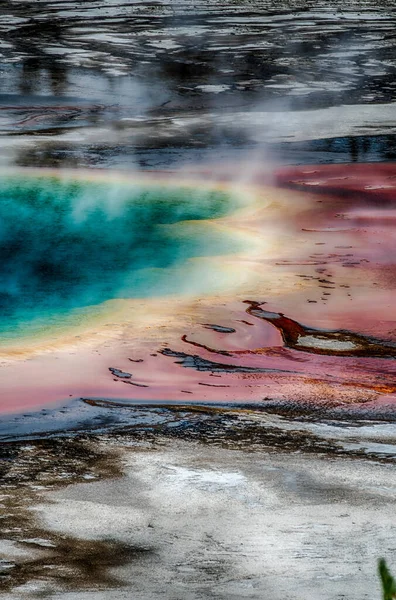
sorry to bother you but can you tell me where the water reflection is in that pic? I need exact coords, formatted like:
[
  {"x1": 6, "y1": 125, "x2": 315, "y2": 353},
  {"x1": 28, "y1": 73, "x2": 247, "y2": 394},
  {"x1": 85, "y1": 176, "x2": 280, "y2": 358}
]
[
  {"x1": 1, "y1": 0, "x2": 396, "y2": 166},
  {"x1": 19, "y1": 57, "x2": 68, "y2": 97}
]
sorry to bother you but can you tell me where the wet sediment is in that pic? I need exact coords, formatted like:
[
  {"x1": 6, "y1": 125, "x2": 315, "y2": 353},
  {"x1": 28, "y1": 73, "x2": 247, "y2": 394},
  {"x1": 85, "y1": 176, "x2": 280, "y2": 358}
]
[
  {"x1": 1, "y1": 402, "x2": 396, "y2": 595},
  {"x1": 0, "y1": 436, "x2": 152, "y2": 594}
]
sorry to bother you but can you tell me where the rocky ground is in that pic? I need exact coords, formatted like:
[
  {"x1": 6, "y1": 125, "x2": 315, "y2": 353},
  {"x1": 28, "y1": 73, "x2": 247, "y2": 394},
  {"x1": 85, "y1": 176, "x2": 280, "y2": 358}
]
[{"x1": 0, "y1": 404, "x2": 396, "y2": 598}]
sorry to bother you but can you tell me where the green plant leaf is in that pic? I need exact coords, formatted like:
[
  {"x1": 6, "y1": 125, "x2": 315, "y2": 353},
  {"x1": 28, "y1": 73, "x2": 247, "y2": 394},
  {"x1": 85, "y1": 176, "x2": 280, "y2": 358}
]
[{"x1": 379, "y1": 559, "x2": 396, "y2": 600}]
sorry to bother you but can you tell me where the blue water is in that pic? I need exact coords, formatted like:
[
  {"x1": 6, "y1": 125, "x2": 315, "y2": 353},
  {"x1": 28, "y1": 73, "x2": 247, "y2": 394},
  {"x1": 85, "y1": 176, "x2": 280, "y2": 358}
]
[{"x1": 0, "y1": 175, "x2": 243, "y2": 342}]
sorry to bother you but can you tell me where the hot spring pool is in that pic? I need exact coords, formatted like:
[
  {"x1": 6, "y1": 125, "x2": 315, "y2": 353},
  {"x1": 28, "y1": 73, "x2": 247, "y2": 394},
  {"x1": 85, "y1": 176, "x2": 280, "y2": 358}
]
[{"x1": 0, "y1": 171, "x2": 248, "y2": 344}]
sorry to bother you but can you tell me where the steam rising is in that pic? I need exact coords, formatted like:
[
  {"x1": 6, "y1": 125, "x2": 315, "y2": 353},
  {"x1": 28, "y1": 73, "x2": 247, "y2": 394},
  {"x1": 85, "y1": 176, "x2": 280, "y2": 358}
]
[{"x1": 0, "y1": 174, "x2": 247, "y2": 342}]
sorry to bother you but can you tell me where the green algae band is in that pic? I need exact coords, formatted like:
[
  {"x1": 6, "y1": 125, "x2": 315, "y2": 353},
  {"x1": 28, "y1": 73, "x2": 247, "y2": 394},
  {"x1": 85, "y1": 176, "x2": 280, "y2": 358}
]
[{"x1": 0, "y1": 174, "x2": 242, "y2": 342}]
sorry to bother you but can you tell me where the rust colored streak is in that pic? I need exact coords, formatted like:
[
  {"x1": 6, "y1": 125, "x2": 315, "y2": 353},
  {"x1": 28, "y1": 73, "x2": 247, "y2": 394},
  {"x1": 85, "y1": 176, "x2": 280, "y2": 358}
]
[
  {"x1": 232, "y1": 347, "x2": 308, "y2": 362},
  {"x1": 123, "y1": 381, "x2": 149, "y2": 388},
  {"x1": 181, "y1": 334, "x2": 232, "y2": 356},
  {"x1": 300, "y1": 376, "x2": 396, "y2": 395},
  {"x1": 244, "y1": 301, "x2": 396, "y2": 358},
  {"x1": 198, "y1": 383, "x2": 231, "y2": 388}
]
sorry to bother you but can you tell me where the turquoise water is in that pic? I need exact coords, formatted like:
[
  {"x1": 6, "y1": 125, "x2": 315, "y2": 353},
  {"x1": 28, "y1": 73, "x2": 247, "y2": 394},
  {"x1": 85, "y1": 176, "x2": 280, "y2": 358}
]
[{"x1": 0, "y1": 175, "x2": 243, "y2": 342}]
